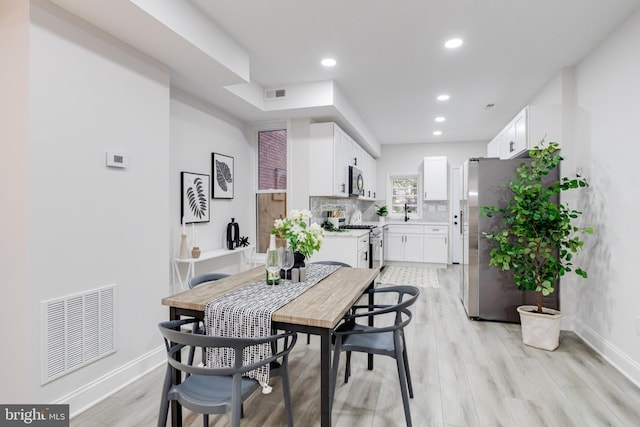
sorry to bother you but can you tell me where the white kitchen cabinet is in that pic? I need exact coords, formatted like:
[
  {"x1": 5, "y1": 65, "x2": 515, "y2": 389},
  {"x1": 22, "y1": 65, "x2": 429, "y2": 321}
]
[
  {"x1": 423, "y1": 156, "x2": 448, "y2": 200},
  {"x1": 310, "y1": 231, "x2": 369, "y2": 268},
  {"x1": 503, "y1": 109, "x2": 528, "y2": 158},
  {"x1": 487, "y1": 133, "x2": 502, "y2": 158},
  {"x1": 310, "y1": 122, "x2": 376, "y2": 198},
  {"x1": 489, "y1": 106, "x2": 562, "y2": 159},
  {"x1": 385, "y1": 225, "x2": 424, "y2": 262},
  {"x1": 423, "y1": 225, "x2": 448, "y2": 264},
  {"x1": 309, "y1": 122, "x2": 351, "y2": 197},
  {"x1": 359, "y1": 148, "x2": 377, "y2": 199}
]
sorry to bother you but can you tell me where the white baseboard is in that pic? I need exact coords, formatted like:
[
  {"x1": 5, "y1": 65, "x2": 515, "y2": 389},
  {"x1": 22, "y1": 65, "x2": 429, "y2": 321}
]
[
  {"x1": 574, "y1": 318, "x2": 640, "y2": 389},
  {"x1": 56, "y1": 346, "x2": 165, "y2": 418}
]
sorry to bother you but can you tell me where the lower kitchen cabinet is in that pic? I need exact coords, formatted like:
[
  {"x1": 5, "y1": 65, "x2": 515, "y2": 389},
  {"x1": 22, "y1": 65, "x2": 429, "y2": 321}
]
[
  {"x1": 424, "y1": 225, "x2": 448, "y2": 263},
  {"x1": 310, "y1": 232, "x2": 370, "y2": 268},
  {"x1": 385, "y1": 225, "x2": 424, "y2": 262}
]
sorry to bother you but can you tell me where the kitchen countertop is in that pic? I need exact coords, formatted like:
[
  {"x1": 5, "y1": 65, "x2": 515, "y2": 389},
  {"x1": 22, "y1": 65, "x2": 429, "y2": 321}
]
[
  {"x1": 382, "y1": 221, "x2": 449, "y2": 226},
  {"x1": 322, "y1": 229, "x2": 370, "y2": 238}
]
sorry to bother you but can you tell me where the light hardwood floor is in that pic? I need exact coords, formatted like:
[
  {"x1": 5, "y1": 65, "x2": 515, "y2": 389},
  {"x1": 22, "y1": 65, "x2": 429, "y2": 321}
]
[{"x1": 71, "y1": 265, "x2": 640, "y2": 426}]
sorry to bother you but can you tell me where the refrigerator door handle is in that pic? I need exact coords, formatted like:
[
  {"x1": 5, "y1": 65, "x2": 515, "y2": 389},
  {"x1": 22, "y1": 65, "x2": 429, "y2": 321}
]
[{"x1": 459, "y1": 210, "x2": 463, "y2": 234}]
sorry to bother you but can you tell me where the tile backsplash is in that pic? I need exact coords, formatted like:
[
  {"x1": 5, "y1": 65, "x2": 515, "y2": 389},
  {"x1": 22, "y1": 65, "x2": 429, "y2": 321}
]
[
  {"x1": 422, "y1": 201, "x2": 449, "y2": 222},
  {"x1": 309, "y1": 196, "x2": 379, "y2": 224},
  {"x1": 309, "y1": 197, "x2": 450, "y2": 224}
]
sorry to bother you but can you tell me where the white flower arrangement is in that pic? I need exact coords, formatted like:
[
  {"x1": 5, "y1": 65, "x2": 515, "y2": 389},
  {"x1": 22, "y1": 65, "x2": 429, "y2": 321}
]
[{"x1": 272, "y1": 209, "x2": 324, "y2": 258}]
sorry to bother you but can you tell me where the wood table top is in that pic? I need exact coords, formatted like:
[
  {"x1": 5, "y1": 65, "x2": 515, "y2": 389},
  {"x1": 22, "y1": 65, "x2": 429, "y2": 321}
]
[{"x1": 161, "y1": 266, "x2": 380, "y2": 329}]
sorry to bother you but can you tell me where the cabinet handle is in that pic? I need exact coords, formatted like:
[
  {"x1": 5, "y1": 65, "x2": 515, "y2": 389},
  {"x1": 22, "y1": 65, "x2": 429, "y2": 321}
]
[
  {"x1": 341, "y1": 183, "x2": 346, "y2": 193},
  {"x1": 424, "y1": 192, "x2": 427, "y2": 199},
  {"x1": 354, "y1": 157, "x2": 358, "y2": 166},
  {"x1": 509, "y1": 140, "x2": 514, "y2": 152}
]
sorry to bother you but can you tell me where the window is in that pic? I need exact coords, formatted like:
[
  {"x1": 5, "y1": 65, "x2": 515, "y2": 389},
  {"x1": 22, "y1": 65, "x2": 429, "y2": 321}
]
[
  {"x1": 258, "y1": 129, "x2": 287, "y2": 190},
  {"x1": 389, "y1": 175, "x2": 420, "y2": 219},
  {"x1": 257, "y1": 129, "x2": 287, "y2": 252}
]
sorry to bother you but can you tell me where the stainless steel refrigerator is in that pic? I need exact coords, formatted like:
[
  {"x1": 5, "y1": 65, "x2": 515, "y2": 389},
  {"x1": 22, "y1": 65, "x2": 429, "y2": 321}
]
[{"x1": 461, "y1": 157, "x2": 559, "y2": 322}]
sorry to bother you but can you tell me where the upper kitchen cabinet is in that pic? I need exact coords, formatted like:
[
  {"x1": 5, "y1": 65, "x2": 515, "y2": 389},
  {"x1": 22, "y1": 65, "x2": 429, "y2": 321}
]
[
  {"x1": 490, "y1": 106, "x2": 561, "y2": 159},
  {"x1": 309, "y1": 122, "x2": 351, "y2": 197},
  {"x1": 309, "y1": 122, "x2": 376, "y2": 199},
  {"x1": 423, "y1": 156, "x2": 448, "y2": 200}
]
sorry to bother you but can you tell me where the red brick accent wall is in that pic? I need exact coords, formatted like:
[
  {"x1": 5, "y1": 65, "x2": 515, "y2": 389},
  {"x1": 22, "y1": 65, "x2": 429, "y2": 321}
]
[{"x1": 258, "y1": 130, "x2": 287, "y2": 190}]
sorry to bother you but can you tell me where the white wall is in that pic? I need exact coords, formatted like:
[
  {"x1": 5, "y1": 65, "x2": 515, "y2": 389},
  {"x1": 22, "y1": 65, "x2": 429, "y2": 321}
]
[
  {"x1": 169, "y1": 90, "x2": 254, "y2": 283},
  {"x1": 0, "y1": 0, "x2": 30, "y2": 401},
  {"x1": 568, "y1": 8, "x2": 640, "y2": 385},
  {"x1": 0, "y1": 0, "x2": 171, "y2": 410},
  {"x1": 377, "y1": 140, "x2": 488, "y2": 198}
]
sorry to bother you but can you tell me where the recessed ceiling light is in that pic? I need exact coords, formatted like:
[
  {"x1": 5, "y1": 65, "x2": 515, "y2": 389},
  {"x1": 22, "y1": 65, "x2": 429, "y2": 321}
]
[
  {"x1": 435, "y1": 116, "x2": 446, "y2": 122},
  {"x1": 433, "y1": 131, "x2": 443, "y2": 136},
  {"x1": 444, "y1": 38, "x2": 463, "y2": 49},
  {"x1": 437, "y1": 94, "x2": 450, "y2": 101},
  {"x1": 321, "y1": 58, "x2": 337, "y2": 67}
]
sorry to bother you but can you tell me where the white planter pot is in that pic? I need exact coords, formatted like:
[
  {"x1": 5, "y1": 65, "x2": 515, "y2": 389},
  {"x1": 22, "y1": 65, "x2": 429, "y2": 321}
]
[
  {"x1": 378, "y1": 216, "x2": 386, "y2": 224},
  {"x1": 517, "y1": 305, "x2": 562, "y2": 351}
]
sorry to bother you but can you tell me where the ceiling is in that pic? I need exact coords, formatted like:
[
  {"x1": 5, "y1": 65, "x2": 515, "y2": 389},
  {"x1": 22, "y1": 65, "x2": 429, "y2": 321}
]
[{"x1": 50, "y1": 0, "x2": 640, "y2": 150}]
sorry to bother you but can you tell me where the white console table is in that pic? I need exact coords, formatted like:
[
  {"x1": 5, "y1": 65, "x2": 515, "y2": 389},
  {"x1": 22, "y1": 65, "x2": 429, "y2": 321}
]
[{"x1": 172, "y1": 245, "x2": 256, "y2": 290}]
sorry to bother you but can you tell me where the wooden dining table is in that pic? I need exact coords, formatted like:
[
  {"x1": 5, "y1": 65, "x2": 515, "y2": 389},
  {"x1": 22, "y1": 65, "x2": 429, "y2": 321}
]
[{"x1": 161, "y1": 265, "x2": 380, "y2": 427}]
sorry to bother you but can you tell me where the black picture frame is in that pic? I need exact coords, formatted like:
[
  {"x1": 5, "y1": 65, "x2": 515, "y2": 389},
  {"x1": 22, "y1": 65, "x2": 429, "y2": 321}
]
[
  {"x1": 181, "y1": 172, "x2": 210, "y2": 223},
  {"x1": 212, "y1": 152, "x2": 234, "y2": 199}
]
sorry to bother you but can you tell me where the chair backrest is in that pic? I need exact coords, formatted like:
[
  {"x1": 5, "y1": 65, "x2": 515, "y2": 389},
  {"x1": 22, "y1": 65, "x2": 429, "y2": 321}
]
[
  {"x1": 341, "y1": 285, "x2": 420, "y2": 333},
  {"x1": 310, "y1": 261, "x2": 352, "y2": 267},
  {"x1": 188, "y1": 272, "x2": 230, "y2": 289},
  {"x1": 158, "y1": 318, "x2": 297, "y2": 377}
]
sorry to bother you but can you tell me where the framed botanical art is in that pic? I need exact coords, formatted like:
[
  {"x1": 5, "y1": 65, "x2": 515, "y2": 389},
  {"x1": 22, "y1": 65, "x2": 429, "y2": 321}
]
[
  {"x1": 181, "y1": 172, "x2": 210, "y2": 223},
  {"x1": 212, "y1": 152, "x2": 234, "y2": 199}
]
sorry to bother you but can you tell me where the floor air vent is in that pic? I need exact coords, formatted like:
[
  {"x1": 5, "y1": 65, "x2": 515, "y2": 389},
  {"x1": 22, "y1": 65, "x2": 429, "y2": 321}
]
[{"x1": 41, "y1": 284, "x2": 116, "y2": 384}]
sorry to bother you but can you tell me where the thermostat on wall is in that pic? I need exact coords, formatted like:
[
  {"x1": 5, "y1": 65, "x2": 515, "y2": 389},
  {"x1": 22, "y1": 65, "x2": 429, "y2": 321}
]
[{"x1": 106, "y1": 152, "x2": 128, "y2": 168}]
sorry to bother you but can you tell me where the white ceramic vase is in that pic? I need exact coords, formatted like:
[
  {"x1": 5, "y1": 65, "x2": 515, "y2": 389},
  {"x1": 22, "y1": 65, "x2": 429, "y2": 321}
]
[
  {"x1": 517, "y1": 305, "x2": 562, "y2": 351},
  {"x1": 378, "y1": 216, "x2": 386, "y2": 224}
]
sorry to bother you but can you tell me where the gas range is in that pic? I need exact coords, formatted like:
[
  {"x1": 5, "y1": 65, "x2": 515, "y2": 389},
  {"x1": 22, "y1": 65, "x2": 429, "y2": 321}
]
[{"x1": 339, "y1": 224, "x2": 377, "y2": 230}]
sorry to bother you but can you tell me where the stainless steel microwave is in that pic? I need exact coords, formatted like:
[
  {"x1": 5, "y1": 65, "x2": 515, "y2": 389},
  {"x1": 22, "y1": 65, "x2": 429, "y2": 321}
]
[{"x1": 349, "y1": 166, "x2": 364, "y2": 196}]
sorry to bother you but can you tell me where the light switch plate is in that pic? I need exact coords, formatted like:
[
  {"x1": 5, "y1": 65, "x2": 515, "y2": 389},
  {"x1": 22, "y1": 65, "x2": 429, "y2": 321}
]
[{"x1": 106, "y1": 152, "x2": 127, "y2": 168}]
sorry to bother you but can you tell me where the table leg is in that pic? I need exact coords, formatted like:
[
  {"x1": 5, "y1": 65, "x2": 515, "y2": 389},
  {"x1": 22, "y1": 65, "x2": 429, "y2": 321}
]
[{"x1": 320, "y1": 329, "x2": 332, "y2": 427}]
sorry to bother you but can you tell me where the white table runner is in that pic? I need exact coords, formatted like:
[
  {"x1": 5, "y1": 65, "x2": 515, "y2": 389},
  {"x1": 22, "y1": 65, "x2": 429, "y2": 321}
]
[{"x1": 204, "y1": 263, "x2": 341, "y2": 389}]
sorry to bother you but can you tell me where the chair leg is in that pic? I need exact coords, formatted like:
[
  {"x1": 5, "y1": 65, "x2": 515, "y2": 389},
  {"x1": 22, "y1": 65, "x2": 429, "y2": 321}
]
[
  {"x1": 344, "y1": 351, "x2": 351, "y2": 383},
  {"x1": 281, "y1": 362, "x2": 294, "y2": 427},
  {"x1": 157, "y1": 366, "x2": 172, "y2": 427},
  {"x1": 202, "y1": 414, "x2": 208, "y2": 427},
  {"x1": 395, "y1": 347, "x2": 413, "y2": 427},
  {"x1": 307, "y1": 333, "x2": 311, "y2": 344},
  {"x1": 402, "y1": 345, "x2": 414, "y2": 398}
]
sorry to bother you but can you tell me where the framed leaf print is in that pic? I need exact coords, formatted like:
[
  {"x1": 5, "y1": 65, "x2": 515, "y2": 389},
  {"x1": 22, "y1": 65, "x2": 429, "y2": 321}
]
[
  {"x1": 212, "y1": 153, "x2": 234, "y2": 199},
  {"x1": 181, "y1": 172, "x2": 210, "y2": 223}
]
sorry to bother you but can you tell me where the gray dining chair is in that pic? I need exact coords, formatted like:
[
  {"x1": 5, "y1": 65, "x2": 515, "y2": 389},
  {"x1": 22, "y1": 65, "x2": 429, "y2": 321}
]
[
  {"x1": 186, "y1": 272, "x2": 230, "y2": 364},
  {"x1": 188, "y1": 272, "x2": 230, "y2": 289},
  {"x1": 158, "y1": 318, "x2": 297, "y2": 427},
  {"x1": 330, "y1": 285, "x2": 420, "y2": 427},
  {"x1": 309, "y1": 261, "x2": 351, "y2": 268}
]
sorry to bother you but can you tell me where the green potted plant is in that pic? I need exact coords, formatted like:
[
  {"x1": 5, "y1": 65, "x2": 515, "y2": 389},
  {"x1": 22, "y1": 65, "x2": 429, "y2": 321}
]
[
  {"x1": 481, "y1": 140, "x2": 593, "y2": 350},
  {"x1": 375, "y1": 204, "x2": 388, "y2": 223}
]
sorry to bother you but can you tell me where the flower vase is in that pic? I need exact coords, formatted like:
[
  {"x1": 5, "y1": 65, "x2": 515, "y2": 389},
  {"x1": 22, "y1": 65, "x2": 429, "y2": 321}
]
[{"x1": 293, "y1": 252, "x2": 306, "y2": 269}]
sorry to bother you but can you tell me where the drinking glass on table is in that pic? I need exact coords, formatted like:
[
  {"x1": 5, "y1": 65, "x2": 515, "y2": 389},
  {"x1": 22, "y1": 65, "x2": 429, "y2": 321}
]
[{"x1": 279, "y1": 247, "x2": 295, "y2": 280}]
